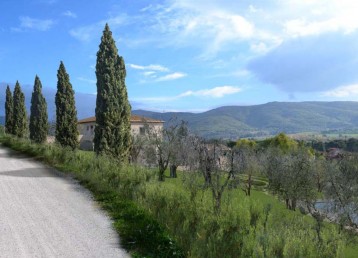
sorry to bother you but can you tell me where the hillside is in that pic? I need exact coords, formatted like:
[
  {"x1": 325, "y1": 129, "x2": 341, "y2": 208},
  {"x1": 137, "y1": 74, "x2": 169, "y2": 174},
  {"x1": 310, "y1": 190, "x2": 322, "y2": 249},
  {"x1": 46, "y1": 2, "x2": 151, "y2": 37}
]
[
  {"x1": 2, "y1": 99, "x2": 358, "y2": 139},
  {"x1": 0, "y1": 82, "x2": 98, "y2": 119},
  {"x1": 133, "y1": 101, "x2": 358, "y2": 139}
]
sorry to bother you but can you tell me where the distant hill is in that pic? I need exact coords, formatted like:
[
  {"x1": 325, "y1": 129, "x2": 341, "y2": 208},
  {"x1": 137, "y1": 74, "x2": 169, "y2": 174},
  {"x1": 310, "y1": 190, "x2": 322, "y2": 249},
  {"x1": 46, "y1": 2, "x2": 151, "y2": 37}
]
[
  {"x1": 0, "y1": 82, "x2": 97, "y2": 120},
  {"x1": 0, "y1": 116, "x2": 4, "y2": 126},
  {"x1": 0, "y1": 82, "x2": 143, "y2": 120},
  {"x1": 133, "y1": 102, "x2": 358, "y2": 139},
  {"x1": 2, "y1": 84, "x2": 358, "y2": 140}
]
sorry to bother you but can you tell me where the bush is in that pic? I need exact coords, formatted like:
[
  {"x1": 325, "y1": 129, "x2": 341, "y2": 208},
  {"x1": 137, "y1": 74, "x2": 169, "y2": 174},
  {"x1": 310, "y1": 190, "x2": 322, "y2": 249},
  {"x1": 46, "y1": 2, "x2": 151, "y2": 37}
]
[{"x1": 0, "y1": 135, "x2": 347, "y2": 257}]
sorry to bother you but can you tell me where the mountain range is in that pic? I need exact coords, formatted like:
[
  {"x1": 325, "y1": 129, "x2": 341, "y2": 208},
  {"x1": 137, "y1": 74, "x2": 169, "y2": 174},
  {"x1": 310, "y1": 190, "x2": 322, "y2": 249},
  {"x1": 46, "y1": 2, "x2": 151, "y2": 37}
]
[
  {"x1": 0, "y1": 82, "x2": 97, "y2": 120},
  {"x1": 1, "y1": 83, "x2": 358, "y2": 139},
  {"x1": 132, "y1": 102, "x2": 358, "y2": 139}
]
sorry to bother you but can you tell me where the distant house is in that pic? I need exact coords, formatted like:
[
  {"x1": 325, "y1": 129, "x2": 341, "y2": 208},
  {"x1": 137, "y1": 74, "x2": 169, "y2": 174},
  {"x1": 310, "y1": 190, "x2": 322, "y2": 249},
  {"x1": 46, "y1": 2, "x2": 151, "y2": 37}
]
[
  {"x1": 326, "y1": 148, "x2": 343, "y2": 160},
  {"x1": 77, "y1": 115, "x2": 164, "y2": 150}
]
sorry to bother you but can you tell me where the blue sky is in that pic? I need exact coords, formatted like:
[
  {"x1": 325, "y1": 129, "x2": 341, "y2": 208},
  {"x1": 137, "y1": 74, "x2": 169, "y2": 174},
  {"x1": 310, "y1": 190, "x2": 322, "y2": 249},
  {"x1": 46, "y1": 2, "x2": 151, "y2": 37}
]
[{"x1": 1, "y1": 0, "x2": 358, "y2": 112}]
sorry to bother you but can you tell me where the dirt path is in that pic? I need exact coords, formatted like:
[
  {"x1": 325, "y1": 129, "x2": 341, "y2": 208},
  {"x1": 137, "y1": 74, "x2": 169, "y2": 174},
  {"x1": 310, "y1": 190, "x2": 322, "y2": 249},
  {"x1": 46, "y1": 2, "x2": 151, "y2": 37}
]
[{"x1": 0, "y1": 146, "x2": 129, "y2": 258}]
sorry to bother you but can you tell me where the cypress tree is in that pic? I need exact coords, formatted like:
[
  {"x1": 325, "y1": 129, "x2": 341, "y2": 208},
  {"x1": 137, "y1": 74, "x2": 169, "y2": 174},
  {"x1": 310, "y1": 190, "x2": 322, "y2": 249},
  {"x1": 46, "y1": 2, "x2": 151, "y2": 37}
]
[
  {"x1": 55, "y1": 61, "x2": 78, "y2": 149},
  {"x1": 94, "y1": 23, "x2": 132, "y2": 160},
  {"x1": 5, "y1": 85, "x2": 14, "y2": 134},
  {"x1": 13, "y1": 81, "x2": 28, "y2": 138},
  {"x1": 30, "y1": 75, "x2": 48, "y2": 143}
]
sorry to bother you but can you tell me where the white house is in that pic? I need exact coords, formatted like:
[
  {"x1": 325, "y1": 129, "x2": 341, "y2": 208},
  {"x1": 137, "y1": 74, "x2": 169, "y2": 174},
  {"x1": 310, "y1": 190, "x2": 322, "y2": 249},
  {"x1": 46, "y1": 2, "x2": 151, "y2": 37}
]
[{"x1": 77, "y1": 115, "x2": 164, "y2": 150}]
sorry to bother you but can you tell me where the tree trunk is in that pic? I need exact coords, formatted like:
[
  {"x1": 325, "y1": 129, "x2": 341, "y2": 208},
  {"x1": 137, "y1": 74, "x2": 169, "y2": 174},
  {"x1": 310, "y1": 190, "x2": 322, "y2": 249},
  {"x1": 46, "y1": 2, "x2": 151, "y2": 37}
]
[
  {"x1": 214, "y1": 192, "x2": 222, "y2": 214},
  {"x1": 247, "y1": 174, "x2": 252, "y2": 196},
  {"x1": 170, "y1": 165, "x2": 177, "y2": 178},
  {"x1": 158, "y1": 167, "x2": 165, "y2": 181},
  {"x1": 291, "y1": 199, "x2": 296, "y2": 211}
]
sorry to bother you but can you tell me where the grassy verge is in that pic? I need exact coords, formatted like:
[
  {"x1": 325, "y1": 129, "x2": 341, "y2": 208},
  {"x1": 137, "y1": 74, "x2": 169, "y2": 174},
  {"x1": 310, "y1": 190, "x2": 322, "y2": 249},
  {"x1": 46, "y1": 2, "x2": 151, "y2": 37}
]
[
  {"x1": 0, "y1": 134, "x2": 183, "y2": 258},
  {"x1": 1, "y1": 134, "x2": 358, "y2": 257}
]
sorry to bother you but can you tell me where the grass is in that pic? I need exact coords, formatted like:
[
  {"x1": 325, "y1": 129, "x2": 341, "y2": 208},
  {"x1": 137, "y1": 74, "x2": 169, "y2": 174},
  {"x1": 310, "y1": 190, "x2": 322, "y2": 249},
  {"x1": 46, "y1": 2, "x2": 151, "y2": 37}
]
[
  {"x1": 162, "y1": 169, "x2": 358, "y2": 257},
  {"x1": 1, "y1": 134, "x2": 358, "y2": 257},
  {"x1": 0, "y1": 135, "x2": 183, "y2": 258}
]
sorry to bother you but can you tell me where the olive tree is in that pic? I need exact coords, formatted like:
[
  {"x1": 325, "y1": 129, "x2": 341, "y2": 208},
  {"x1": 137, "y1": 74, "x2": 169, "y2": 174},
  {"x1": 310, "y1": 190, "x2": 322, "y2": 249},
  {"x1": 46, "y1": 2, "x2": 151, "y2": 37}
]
[
  {"x1": 235, "y1": 141, "x2": 260, "y2": 196},
  {"x1": 324, "y1": 154, "x2": 358, "y2": 229},
  {"x1": 186, "y1": 137, "x2": 240, "y2": 213},
  {"x1": 264, "y1": 147, "x2": 317, "y2": 210},
  {"x1": 144, "y1": 120, "x2": 189, "y2": 181}
]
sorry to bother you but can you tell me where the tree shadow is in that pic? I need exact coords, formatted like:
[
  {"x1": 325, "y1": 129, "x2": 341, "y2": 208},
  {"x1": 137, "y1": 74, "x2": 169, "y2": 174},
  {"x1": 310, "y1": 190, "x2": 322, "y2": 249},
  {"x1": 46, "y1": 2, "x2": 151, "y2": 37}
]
[
  {"x1": 0, "y1": 167, "x2": 59, "y2": 178},
  {"x1": 0, "y1": 152, "x2": 35, "y2": 159}
]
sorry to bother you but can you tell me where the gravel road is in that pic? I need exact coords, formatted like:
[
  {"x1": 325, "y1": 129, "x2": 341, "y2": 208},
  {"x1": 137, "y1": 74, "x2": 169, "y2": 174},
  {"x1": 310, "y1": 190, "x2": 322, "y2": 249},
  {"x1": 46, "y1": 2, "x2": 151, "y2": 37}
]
[{"x1": 0, "y1": 146, "x2": 129, "y2": 258}]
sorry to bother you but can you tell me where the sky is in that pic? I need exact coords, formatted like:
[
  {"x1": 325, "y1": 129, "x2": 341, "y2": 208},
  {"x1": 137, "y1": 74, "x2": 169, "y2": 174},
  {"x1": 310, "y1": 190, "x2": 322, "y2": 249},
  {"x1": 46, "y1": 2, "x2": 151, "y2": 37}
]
[{"x1": 1, "y1": 0, "x2": 358, "y2": 112}]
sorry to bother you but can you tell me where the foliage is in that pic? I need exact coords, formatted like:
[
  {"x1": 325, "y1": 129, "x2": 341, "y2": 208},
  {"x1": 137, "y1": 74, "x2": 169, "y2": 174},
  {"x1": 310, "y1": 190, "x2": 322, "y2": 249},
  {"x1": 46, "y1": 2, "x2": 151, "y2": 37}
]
[
  {"x1": 261, "y1": 132, "x2": 298, "y2": 152},
  {"x1": 5, "y1": 85, "x2": 14, "y2": 134},
  {"x1": 264, "y1": 146, "x2": 317, "y2": 210},
  {"x1": 12, "y1": 81, "x2": 28, "y2": 138},
  {"x1": 235, "y1": 143, "x2": 260, "y2": 196},
  {"x1": 133, "y1": 101, "x2": 358, "y2": 139},
  {"x1": 325, "y1": 155, "x2": 358, "y2": 229},
  {"x1": 94, "y1": 23, "x2": 132, "y2": 161},
  {"x1": 0, "y1": 134, "x2": 354, "y2": 258},
  {"x1": 55, "y1": 61, "x2": 78, "y2": 149},
  {"x1": 309, "y1": 138, "x2": 358, "y2": 153},
  {"x1": 236, "y1": 138, "x2": 257, "y2": 148},
  {"x1": 0, "y1": 135, "x2": 183, "y2": 258},
  {"x1": 29, "y1": 75, "x2": 48, "y2": 143},
  {"x1": 144, "y1": 120, "x2": 188, "y2": 181}
]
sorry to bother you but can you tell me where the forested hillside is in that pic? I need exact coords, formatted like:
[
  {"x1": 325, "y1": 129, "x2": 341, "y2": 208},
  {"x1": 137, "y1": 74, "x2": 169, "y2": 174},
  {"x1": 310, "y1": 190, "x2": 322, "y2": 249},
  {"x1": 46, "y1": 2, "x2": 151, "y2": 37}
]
[
  {"x1": 3, "y1": 100, "x2": 358, "y2": 139},
  {"x1": 133, "y1": 101, "x2": 358, "y2": 139}
]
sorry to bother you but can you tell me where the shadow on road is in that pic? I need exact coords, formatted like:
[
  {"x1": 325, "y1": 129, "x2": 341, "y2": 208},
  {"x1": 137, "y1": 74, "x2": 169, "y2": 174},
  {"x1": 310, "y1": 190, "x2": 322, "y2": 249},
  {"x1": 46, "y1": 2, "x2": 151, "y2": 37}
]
[
  {"x1": 0, "y1": 152, "x2": 35, "y2": 159},
  {"x1": 0, "y1": 168, "x2": 59, "y2": 178}
]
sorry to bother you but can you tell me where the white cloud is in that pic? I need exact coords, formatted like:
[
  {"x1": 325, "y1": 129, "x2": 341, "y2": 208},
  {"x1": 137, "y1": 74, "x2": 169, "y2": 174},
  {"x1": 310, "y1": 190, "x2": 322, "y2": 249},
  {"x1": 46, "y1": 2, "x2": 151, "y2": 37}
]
[
  {"x1": 78, "y1": 77, "x2": 96, "y2": 84},
  {"x1": 63, "y1": 10, "x2": 77, "y2": 18},
  {"x1": 322, "y1": 84, "x2": 358, "y2": 97},
  {"x1": 282, "y1": 0, "x2": 358, "y2": 37},
  {"x1": 15, "y1": 16, "x2": 54, "y2": 31},
  {"x1": 156, "y1": 72, "x2": 187, "y2": 82},
  {"x1": 133, "y1": 85, "x2": 242, "y2": 103},
  {"x1": 250, "y1": 42, "x2": 269, "y2": 53},
  {"x1": 180, "y1": 86, "x2": 242, "y2": 98},
  {"x1": 69, "y1": 15, "x2": 129, "y2": 42},
  {"x1": 143, "y1": 71, "x2": 156, "y2": 77},
  {"x1": 128, "y1": 64, "x2": 169, "y2": 72},
  {"x1": 129, "y1": 63, "x2": 186, "y2": 82},
  {"x1": 142, "y1": 1, "x2": 257, "y2": 56}
]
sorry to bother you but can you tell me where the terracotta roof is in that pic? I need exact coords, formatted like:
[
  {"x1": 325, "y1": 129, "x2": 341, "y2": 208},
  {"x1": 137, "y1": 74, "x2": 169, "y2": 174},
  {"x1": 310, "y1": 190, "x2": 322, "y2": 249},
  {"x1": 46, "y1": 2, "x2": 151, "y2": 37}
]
[{"x1": 78, "y1": 115, "x2": 164, "y2": 124}]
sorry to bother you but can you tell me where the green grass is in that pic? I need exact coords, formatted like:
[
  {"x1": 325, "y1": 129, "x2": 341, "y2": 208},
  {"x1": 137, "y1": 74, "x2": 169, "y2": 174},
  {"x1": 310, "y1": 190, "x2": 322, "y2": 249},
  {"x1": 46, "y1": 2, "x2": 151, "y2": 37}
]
[
  {"x1": 1, "y1": 134, "x2": 358, "y2": 257},
  {"x1": 162, "y1": 169, "x2": 358, "y2": 257},
  {"x1": 0, "y1": 135, "x2": 183, "y2": 258}
]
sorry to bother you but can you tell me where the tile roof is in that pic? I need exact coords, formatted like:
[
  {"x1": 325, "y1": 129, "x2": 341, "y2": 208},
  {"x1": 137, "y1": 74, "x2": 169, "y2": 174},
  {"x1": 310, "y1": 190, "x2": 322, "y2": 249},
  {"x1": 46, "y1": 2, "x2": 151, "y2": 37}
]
[{"x1": 78, "y1": 115, "x2": 164, "y2": 124}]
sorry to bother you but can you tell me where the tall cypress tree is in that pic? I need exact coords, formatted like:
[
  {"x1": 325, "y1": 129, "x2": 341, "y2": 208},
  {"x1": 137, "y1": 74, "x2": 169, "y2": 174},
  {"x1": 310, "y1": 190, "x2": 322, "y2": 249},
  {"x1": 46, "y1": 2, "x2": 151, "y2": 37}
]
[
  {"x1": 13, "y1": 81, "x2": 27, "y2": 138},
  {"x1": 94, "y1": 23, "x2": 132, "y2": 160},
  {"x1": 55, "y1": 61, "x2": 78, "y2": 149},
  {"x1": 30, "y1": 75, "x2": 48, "y2": 143},
  {"x1": 5, "y1": 85, "x2": 14, "y2": 134}
]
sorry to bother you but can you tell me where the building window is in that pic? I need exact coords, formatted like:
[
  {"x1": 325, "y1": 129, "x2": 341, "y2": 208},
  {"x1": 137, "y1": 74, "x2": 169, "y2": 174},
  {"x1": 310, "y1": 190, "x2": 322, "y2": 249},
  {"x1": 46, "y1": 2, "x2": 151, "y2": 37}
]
[
  {"x1": 91, "y1": 125, "x2": 93, "y2": 130},
  {"x1": 139, "y1": 127, "x2": 145, "y2": 135},
  {"x1": 87, "y1": 126, "x2": 89, "y2": 131}
]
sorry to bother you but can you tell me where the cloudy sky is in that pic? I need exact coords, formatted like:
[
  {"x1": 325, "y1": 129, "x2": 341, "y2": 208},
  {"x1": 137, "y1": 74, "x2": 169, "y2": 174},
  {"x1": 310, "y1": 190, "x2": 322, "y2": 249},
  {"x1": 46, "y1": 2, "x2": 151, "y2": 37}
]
[{"x1": 1, "y1": 0, "x2": 358, "y2": 112}]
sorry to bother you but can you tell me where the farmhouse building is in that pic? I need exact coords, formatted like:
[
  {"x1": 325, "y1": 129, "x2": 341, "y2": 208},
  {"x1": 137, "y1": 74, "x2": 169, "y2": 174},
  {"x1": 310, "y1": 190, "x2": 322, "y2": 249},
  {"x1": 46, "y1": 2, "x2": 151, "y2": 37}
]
[{"x1": 77, "y1": 115, "x2": 164, "y2": 150}]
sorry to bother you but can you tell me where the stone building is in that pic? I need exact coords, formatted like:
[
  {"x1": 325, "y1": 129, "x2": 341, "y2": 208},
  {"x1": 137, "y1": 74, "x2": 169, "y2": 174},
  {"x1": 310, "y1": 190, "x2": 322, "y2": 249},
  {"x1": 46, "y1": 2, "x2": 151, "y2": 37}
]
[{"x1": 77, "y1": 115, "x2": 164, "y2": 150}]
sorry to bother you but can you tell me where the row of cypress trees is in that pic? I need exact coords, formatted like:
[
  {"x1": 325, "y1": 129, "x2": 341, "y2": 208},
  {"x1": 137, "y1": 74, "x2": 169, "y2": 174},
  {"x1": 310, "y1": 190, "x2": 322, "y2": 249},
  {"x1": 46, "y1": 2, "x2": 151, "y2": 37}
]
[
  {"x1": 5, "y1": 81, "x2": 27, "y2": 138},
  {"x1": 4, "y1": 64, "x2": 78, "y2": 148},
  {"x1": 4, "y1": 24, "x2": 132, "y2": 160}
]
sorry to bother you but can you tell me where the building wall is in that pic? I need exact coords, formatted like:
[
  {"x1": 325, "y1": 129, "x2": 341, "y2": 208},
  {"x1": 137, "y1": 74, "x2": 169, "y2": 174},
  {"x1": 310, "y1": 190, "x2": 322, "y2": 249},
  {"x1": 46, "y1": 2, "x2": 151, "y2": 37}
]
[
  {"x1": 78, "y1": 122, "x2": 164, "y2": 150},
  {"x1": 131, "y1": 122, "x2": 163, "y2": 136}
]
